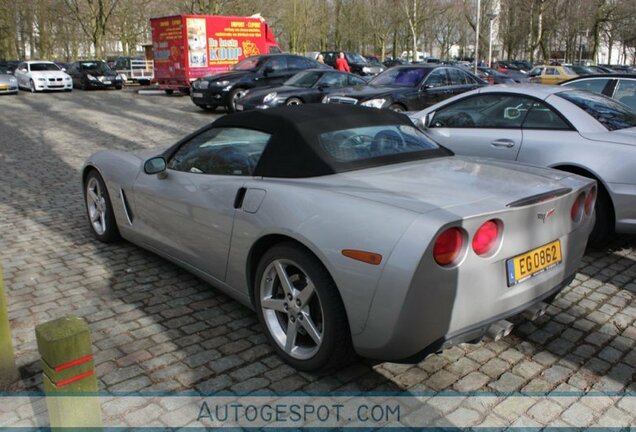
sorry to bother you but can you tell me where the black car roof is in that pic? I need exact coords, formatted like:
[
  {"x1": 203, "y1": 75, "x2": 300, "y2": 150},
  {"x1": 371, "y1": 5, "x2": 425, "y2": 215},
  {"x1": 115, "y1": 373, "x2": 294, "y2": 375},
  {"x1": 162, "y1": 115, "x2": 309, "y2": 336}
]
[{"x1": 208, "y1": 104, "x2": 437, "y2": 178}]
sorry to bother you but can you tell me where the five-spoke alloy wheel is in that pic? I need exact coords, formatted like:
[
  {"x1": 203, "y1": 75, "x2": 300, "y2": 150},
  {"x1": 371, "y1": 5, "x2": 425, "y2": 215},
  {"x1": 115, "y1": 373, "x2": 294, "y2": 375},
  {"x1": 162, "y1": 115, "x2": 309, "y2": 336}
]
[
  {"x1": 255, "y1": 243, "x2": 353, "y2": 371},
  {"x1": 84, "y1": 170, "x2": 120, "y2": 243}
]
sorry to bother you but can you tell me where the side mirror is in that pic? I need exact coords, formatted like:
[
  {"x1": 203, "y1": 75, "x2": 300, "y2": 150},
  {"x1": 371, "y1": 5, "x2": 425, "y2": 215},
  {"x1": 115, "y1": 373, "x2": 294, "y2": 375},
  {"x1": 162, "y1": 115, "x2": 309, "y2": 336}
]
[
  {"x1": 20, "y1": 68, "x2": 27, "y2": 73},
  {"x1": 61, "y1": 68, "x2": 67, "y2": 72},
  {"x1": 422, "y1": 112, "x2": 435, "y2": 129},
  {"x1": 263, "y1": 66, "x2": 274, "y2": 76},
  {"x1": 144, "y1": 156, "x2": 167, "y2": 177}
]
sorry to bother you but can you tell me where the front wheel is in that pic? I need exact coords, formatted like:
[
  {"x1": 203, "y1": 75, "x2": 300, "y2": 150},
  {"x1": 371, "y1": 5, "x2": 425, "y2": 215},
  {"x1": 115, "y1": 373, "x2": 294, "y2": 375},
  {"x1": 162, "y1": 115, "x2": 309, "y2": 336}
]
[
  {"x1": 227, "y1": 88, "x2": 245, "y2": 113},
  {"x1": 84, "y1": 170, "x2": 121, "y2": 243},
  {"x1": 388, "y1": 103, "x2": 405, "y2": 112},
  {"x1": 164, "y1": 89, "x2": 174, "y2": 95},
  {"x1": 254, "y1": 243, "x2": 355, "y2": 371},
  {"x1": 30, "y1": 79, "x2": 36, "y2": 93},
  {"x1": 285, "y1": 97, "x2": 303, "y2": 106}
]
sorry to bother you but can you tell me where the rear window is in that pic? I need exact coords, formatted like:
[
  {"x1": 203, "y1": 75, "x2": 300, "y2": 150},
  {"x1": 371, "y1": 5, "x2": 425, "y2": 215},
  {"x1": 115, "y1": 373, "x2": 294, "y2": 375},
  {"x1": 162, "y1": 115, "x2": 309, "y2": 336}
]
[
  {"x1": 558, "y1": 90, "x2": 636, "y2": 131},
  {"x1": 319, "y1": 125, "x2": 439, "y2": 162}
]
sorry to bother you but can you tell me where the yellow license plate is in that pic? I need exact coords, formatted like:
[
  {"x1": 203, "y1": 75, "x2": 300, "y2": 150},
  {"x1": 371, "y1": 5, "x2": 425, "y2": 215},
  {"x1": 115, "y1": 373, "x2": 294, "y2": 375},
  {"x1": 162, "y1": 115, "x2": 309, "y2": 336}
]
[
  {"x1": 0, "y1": 85, "x2": 8, "y2": 90},
  {"x1": 506, "y1": 240, "x2": 562, "y2": 286}
]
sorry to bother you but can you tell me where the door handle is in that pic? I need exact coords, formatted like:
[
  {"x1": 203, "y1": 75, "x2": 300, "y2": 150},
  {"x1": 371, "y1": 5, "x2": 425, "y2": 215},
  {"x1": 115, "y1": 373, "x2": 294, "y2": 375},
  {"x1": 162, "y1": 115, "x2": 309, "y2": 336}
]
[
  {"x1": 490, "y1": 139, "x2": 515, "y2": 148},
  {"x1": 233, "y1": 187, "x2": 247, "y2": 209}
]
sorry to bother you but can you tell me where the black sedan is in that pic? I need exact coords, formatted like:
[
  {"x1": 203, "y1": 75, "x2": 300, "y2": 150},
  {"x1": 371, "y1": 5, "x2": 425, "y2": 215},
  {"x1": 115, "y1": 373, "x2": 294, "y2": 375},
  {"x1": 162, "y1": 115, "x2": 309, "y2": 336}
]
[
  {"x1": 190, "y1": 54, "x2": 329, "y2": 112},
  {"x1": 67, "y1": 61, "x2": 123, "y2": 90},
  {"x1": 236, "y1": 69, "x2": 367, "y2": 111},
  {"x1": 324, "y1": 65, "x2": 486, "y2": 112}
]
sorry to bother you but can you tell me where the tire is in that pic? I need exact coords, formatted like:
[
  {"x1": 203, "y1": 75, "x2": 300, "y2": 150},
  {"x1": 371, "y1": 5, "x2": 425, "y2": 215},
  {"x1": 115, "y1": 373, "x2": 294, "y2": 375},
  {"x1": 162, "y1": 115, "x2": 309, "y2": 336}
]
[
  {"x1": 227, "y1": 88, "x2": 245, "y2": 113},
  {"x1": 587, "y1": 187, "x2": 614, "y2": 249},
  {"x1": 388, "y1": 103, "x2": 405, "y2": 112},
  {"x1": 115, "y1": 85, "x2": 122, "y2": 90},
  {"x1": 84, "y1": 170, "x2": 121, "y2": 243},
  {"x1": 81, "y1": 80, "x2": 88, "y2": 91},
  {"x1": 254, "y1": 242, "x2": 355, "y2": 371},
  {"x1": 285, "y1": 97, "x2": 303, "y2": 106},
  {"x1": 29, "y1": 79, "x2": 36, "y2": 93},
  {"x1": 164, "y1": 89, "x2": 174, "y2": 95}
]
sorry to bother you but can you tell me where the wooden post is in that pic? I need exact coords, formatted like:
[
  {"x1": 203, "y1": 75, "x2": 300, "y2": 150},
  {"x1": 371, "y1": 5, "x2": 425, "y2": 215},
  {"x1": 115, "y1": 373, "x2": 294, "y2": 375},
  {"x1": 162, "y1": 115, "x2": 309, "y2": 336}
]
[
  {"x1": 0, "y1": 265, "x2": 19, "y2": 390},
  {"x1": 36, "y1": 315, "x2": 102, "y2": 429}
]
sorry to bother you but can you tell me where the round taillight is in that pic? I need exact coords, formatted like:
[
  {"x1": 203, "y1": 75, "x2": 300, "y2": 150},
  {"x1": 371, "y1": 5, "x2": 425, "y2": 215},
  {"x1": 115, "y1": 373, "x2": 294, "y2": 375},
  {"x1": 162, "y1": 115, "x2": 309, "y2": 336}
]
[
  {"x1": 584, "y1": 187, "x2": 596, "y2": 216},
  {"x1": 433, "y1": 227, "x2": 464, "y2": 266},
  {"x1": 571, "y1": 192, "x2": 585, "y2": 222},
  {"x1": 472, "y1": 219, "x2": 500, "y2": 256}
]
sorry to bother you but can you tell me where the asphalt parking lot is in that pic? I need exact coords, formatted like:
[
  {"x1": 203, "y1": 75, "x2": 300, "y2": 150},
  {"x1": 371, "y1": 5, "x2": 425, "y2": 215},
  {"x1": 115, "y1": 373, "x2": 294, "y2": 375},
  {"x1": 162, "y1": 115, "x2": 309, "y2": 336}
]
[{"x1": 0, "y1": 88, "x2": 635, "y2": 427}]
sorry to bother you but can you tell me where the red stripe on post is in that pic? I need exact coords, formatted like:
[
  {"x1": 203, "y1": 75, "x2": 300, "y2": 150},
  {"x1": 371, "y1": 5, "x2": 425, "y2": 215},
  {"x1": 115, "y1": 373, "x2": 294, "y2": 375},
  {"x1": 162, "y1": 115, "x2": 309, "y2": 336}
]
[
  {"x1": 55, "y1": 370, "x2": 94, "y2": 388},
  {"x1": 53, "y1": 355, "x2": 93, "y2": 372}
]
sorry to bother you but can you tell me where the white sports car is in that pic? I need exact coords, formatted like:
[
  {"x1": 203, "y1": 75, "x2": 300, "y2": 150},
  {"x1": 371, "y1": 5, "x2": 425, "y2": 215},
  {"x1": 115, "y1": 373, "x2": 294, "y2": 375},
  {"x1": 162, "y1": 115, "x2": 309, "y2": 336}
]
[{"x1": 14, "y1": 61, "x2": 72, "y2": 92}]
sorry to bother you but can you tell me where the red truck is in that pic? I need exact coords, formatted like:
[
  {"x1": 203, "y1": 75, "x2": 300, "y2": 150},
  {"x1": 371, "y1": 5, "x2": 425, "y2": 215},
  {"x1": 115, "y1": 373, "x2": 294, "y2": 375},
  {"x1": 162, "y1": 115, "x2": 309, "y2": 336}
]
[{"x1": 150, "y1": 14, "x2": 280, "y2": 94}]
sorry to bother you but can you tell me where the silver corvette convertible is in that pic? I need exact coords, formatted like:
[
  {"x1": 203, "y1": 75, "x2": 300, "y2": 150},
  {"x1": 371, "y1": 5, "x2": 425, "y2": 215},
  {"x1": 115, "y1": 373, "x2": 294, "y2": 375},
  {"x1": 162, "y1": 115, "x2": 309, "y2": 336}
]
[{"x1": 83, "y1": 105, "x2": 594, "y2": 370}]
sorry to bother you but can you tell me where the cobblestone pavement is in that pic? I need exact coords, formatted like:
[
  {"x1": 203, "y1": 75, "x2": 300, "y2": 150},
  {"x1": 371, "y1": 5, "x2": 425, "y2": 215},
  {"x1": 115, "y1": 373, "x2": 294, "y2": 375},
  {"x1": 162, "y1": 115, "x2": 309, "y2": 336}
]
[{"x1": 0, "y1": 89, "x2": 634, "y2": 427}]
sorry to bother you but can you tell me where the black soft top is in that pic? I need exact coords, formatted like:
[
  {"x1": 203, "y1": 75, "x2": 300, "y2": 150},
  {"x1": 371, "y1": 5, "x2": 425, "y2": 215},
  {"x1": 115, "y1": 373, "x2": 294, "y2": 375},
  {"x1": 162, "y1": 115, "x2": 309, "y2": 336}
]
[{"x1": 211, "y1": 104, "x2": 431, "y2": 178}]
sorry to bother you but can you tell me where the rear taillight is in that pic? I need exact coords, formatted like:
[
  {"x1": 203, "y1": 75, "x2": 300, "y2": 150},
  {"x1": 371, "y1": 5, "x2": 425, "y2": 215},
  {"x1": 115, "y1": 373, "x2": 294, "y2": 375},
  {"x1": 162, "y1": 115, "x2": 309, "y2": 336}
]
[
  {"x1": 472, "y1": 219, "x2": 501, "y2": 256},
  {"x1": 584, "y1": 187, "x2": 596, "y2": 216},
  {"x1": 571, "y1": 192, "x2": 585, "y2": 222},
  {"x1": 433, "y1": 227, "x2": 464, "y2": 266}
]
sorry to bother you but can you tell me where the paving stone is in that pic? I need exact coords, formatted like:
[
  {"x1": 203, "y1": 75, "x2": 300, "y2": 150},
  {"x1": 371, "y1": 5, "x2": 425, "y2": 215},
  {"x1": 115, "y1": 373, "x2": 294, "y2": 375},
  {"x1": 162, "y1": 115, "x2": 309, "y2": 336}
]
[
  {"x1": 453, "y1": 372, "x2": 490, "y2": 392},
  {"x1": 488, "y1": 372, "x2": 525, "y2": 392},
  {"x1": 480, "y1": 358, "x2": 509, "y2": 379},
  {"x1": 425, "y1": 370, "x2": 459, "y2": 391},
  {"x1": 561, "y1": 402, "x2": 595, "y2": 427}
]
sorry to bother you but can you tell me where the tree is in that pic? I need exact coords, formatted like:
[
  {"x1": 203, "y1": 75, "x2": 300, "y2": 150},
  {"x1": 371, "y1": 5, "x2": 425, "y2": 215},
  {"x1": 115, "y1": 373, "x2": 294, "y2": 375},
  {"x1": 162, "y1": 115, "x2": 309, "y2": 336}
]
[{"x1": 64, "y1": 0, "x2": 120, "y2": 58}]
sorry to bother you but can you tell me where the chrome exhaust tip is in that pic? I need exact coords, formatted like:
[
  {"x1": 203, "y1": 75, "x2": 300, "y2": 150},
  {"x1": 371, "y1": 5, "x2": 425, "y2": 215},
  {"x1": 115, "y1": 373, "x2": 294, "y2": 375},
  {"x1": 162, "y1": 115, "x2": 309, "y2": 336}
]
[
  {"x1": 486, "y1": 319, "x2": 514, "y2": 342},
  {"x1": 521, "y1": 301, "x2": 548, "y2": 321}
]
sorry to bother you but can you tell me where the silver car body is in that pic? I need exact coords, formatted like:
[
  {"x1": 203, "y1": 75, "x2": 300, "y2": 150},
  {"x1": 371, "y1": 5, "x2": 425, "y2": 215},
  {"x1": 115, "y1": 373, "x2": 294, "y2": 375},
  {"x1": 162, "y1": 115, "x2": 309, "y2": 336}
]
[
  {"x1": 0, "y1": 73, "x2": 18, "y2": 94},
  {"x1": 83, "y1": 106, "x2": 594, "y2": 361},
  {"x1": 411, "y1": 84, "x2": 636, "y2": 235}
]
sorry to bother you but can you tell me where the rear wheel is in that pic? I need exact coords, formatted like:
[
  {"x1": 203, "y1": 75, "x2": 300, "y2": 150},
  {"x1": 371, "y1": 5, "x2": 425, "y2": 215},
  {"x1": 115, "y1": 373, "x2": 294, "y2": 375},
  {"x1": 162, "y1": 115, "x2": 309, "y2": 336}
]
[
  {"x1": 164, "y1": 89, "x2": 174, "y2": 95},
  {"x1": 84, "y1": 170, "x2": 121, "y2": 243},
  {"x1": 254, "y1": 243, "x2": 355, "y2": 371},
  {"x1": 587, "y1": 187, "x2": 613, "y2": 248}
]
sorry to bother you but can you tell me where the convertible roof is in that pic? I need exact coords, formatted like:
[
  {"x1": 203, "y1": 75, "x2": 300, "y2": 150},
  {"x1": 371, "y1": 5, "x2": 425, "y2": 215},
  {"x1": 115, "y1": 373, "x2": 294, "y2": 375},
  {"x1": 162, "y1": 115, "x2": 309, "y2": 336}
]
[{"x1": 211, "y1": 104, "x2": 416, "y2": 178}]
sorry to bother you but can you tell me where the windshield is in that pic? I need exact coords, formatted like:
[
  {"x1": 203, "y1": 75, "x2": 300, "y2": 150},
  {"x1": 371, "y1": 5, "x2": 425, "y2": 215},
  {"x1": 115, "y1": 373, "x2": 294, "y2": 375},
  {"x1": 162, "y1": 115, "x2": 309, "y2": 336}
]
[
  {"x1": 285, "y1": 70, "x2": 323, "y2": 88},
  {"x1": 232, "y1": 57, "x2": 262, "y2": 71},
  {"x1": 346, "y1": 52, "x2": 368, "y2": 64},
  {"x1": 369, "y1": 67, "x2": 429, "y2": 87},
  {"x1": 80, "y1": 61, "x2": 112, "y2": 74},
  {"x1": 320, "y1": 125, "x2": 440, "y2": 163},
  {"x1": 558, "y1": 90, "x2": 636, "y2": 131},
  {"x1": 30, "y1": 63, "x2": 61, "y2": 72}
]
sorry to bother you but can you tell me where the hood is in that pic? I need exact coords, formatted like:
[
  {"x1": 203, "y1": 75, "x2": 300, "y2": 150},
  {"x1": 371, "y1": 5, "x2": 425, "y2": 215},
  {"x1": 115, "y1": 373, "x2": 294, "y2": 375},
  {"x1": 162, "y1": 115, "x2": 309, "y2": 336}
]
[
  {"x1": 243, "y1": 85, "x2": 300, "y2": 100},
  {"x1": 0, "y1": 74, "x2": 17, "y2": 84},
  {"x1": 331, "y1": 85, "x2": 408, "y2": 101},
  {"x1": 30, "y1": 70, "x2": 68, "y2": 79},
  {"x1": 304, "y1": 156, "x2": 572, "y2": 214},
  {"x1": 202, "y1": 70, "x2": 250, "y2": 81},
  {"x1": 580, "y1": 127, "x2": 636, "y2": 146}
]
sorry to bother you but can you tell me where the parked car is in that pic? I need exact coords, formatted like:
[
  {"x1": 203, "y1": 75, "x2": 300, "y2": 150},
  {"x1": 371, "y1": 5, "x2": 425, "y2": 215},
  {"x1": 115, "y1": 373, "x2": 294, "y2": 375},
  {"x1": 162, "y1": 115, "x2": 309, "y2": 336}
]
[
  {"x1": 14, "y1": 61, "x2": 72, "y2": 92},
  {"x1": 0, "y1": 60, "x2": 20, "y2": 75},
  {"x1": 191, "y1": 54, "x2": 328, "y2": 112},
  {"x1": 236, "y1": 69, "x2": 367, "y2": 111},
  {"x1": 410, "y1": 84, "x2": 636, "y2": 246},
  {"x1": 321, "y1": 51, "x2": 384, "y2": 76},
  {"x1": 82, "y1": 104, "x2": 594, "y2": 370},
  {"x1": 477, "y1": 67, "x2": 516, "y2": 84},
  {"x1": 67, "y1": 60, "x2": 123, "y2": 90},
  {"x1": 496, "y1": 61, "x2": 525, "y2": 72},
  {"x1": 0, "y1": 64, "x2": 19, "y2": 95},
  {"x1": 561, "y1": 74, "x2": 636, "y2": 112},
  {"x1": 566, "y1": 65, "x2": 596, "y2": 76},
  {"x1": 527, "y1": 65, "x2": 578, "y2": 84},
  {"x1": 323, "y1": 64, "x2": 486, "y2": 112},
  {"x1": 365, "y1": 56, "x2": 385, "y2": 70},
  {"x1": 590, "y1": 65, "x2": 615, "y2": 74},
  {"x1": 511, "y1": 60, "x2": 534, "y2": 72},
  {"x1": 383, "y1": 58, "x2": 408, "y2": 68}
]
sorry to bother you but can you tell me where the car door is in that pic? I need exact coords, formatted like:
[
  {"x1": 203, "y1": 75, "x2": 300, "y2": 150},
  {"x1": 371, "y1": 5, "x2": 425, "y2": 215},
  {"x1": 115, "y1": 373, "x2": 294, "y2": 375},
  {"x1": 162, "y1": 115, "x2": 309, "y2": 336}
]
[
  {"x1": 133, "y1": 127, "x2": 271, "y2": 282},
  {"x1": 256, "y1": 56, "x2": 290, "y2": 87},
  {"x1": 15, "y1": 62, "x2": 28, "y2": 87},
  {"x1": 417, "y1": 68, "x2": 453, "y2": 110},
  {"x1": 447, "y1": 67, "x2": 481, "y2": 97},
  {"x1": 313, "y1": 72, "x2": 349, "y2": 102},
  {"x1": 424, "y1": 93, "x2": 530, "y2": 160},
  {"x1": 517, "y1": 99, "x2": 579, "y2": 166},
  {"x1": 542, "y1": 68, "x2": 560, "y2": 85}
]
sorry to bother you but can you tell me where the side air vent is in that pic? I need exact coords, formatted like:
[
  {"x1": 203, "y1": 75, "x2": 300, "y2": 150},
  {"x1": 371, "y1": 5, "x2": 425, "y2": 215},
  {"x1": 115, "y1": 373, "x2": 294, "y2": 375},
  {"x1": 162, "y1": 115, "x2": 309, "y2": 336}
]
[
  {"x1": 506, "y1": 188, "x2": 572, "y2": 208},
  {"x1": 120, "y1": 188, "x2": 134, "y2": 224}
]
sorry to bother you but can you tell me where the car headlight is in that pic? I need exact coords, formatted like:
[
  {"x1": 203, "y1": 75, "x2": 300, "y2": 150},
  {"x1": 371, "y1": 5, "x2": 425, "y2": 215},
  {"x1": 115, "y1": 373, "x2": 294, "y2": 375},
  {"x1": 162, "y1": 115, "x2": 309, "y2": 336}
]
[
  {"x1": 362, "y1": 66, "x2": 370, "y2": 73},
  {"x1": 65, "y1": 77, "x2": 71, "y2": 81},
  {"x1": 321, "y1": 95, "x2": 332, "y2": 103},
  {"x1": 360, "y1": 98, "x2": 386, "y2": 109},
  {"x1": 37, "y1": 78, "x2": 46, "y2": 81},
  {"x1": 87, "y1": 74, "x2": 97, "y2": 81},
  {"x1": 196, "y1": 80, "x2": 209, "y2": 89},
  {"x1": 214, "y1": 80, "x2": 230, "y2": 86},
  {"x1": 263, "y1": 92, "x2": 277, "y2": 103},
  {"x1": 9, "y1": 77, "x2": 16, "y2": 83}
]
